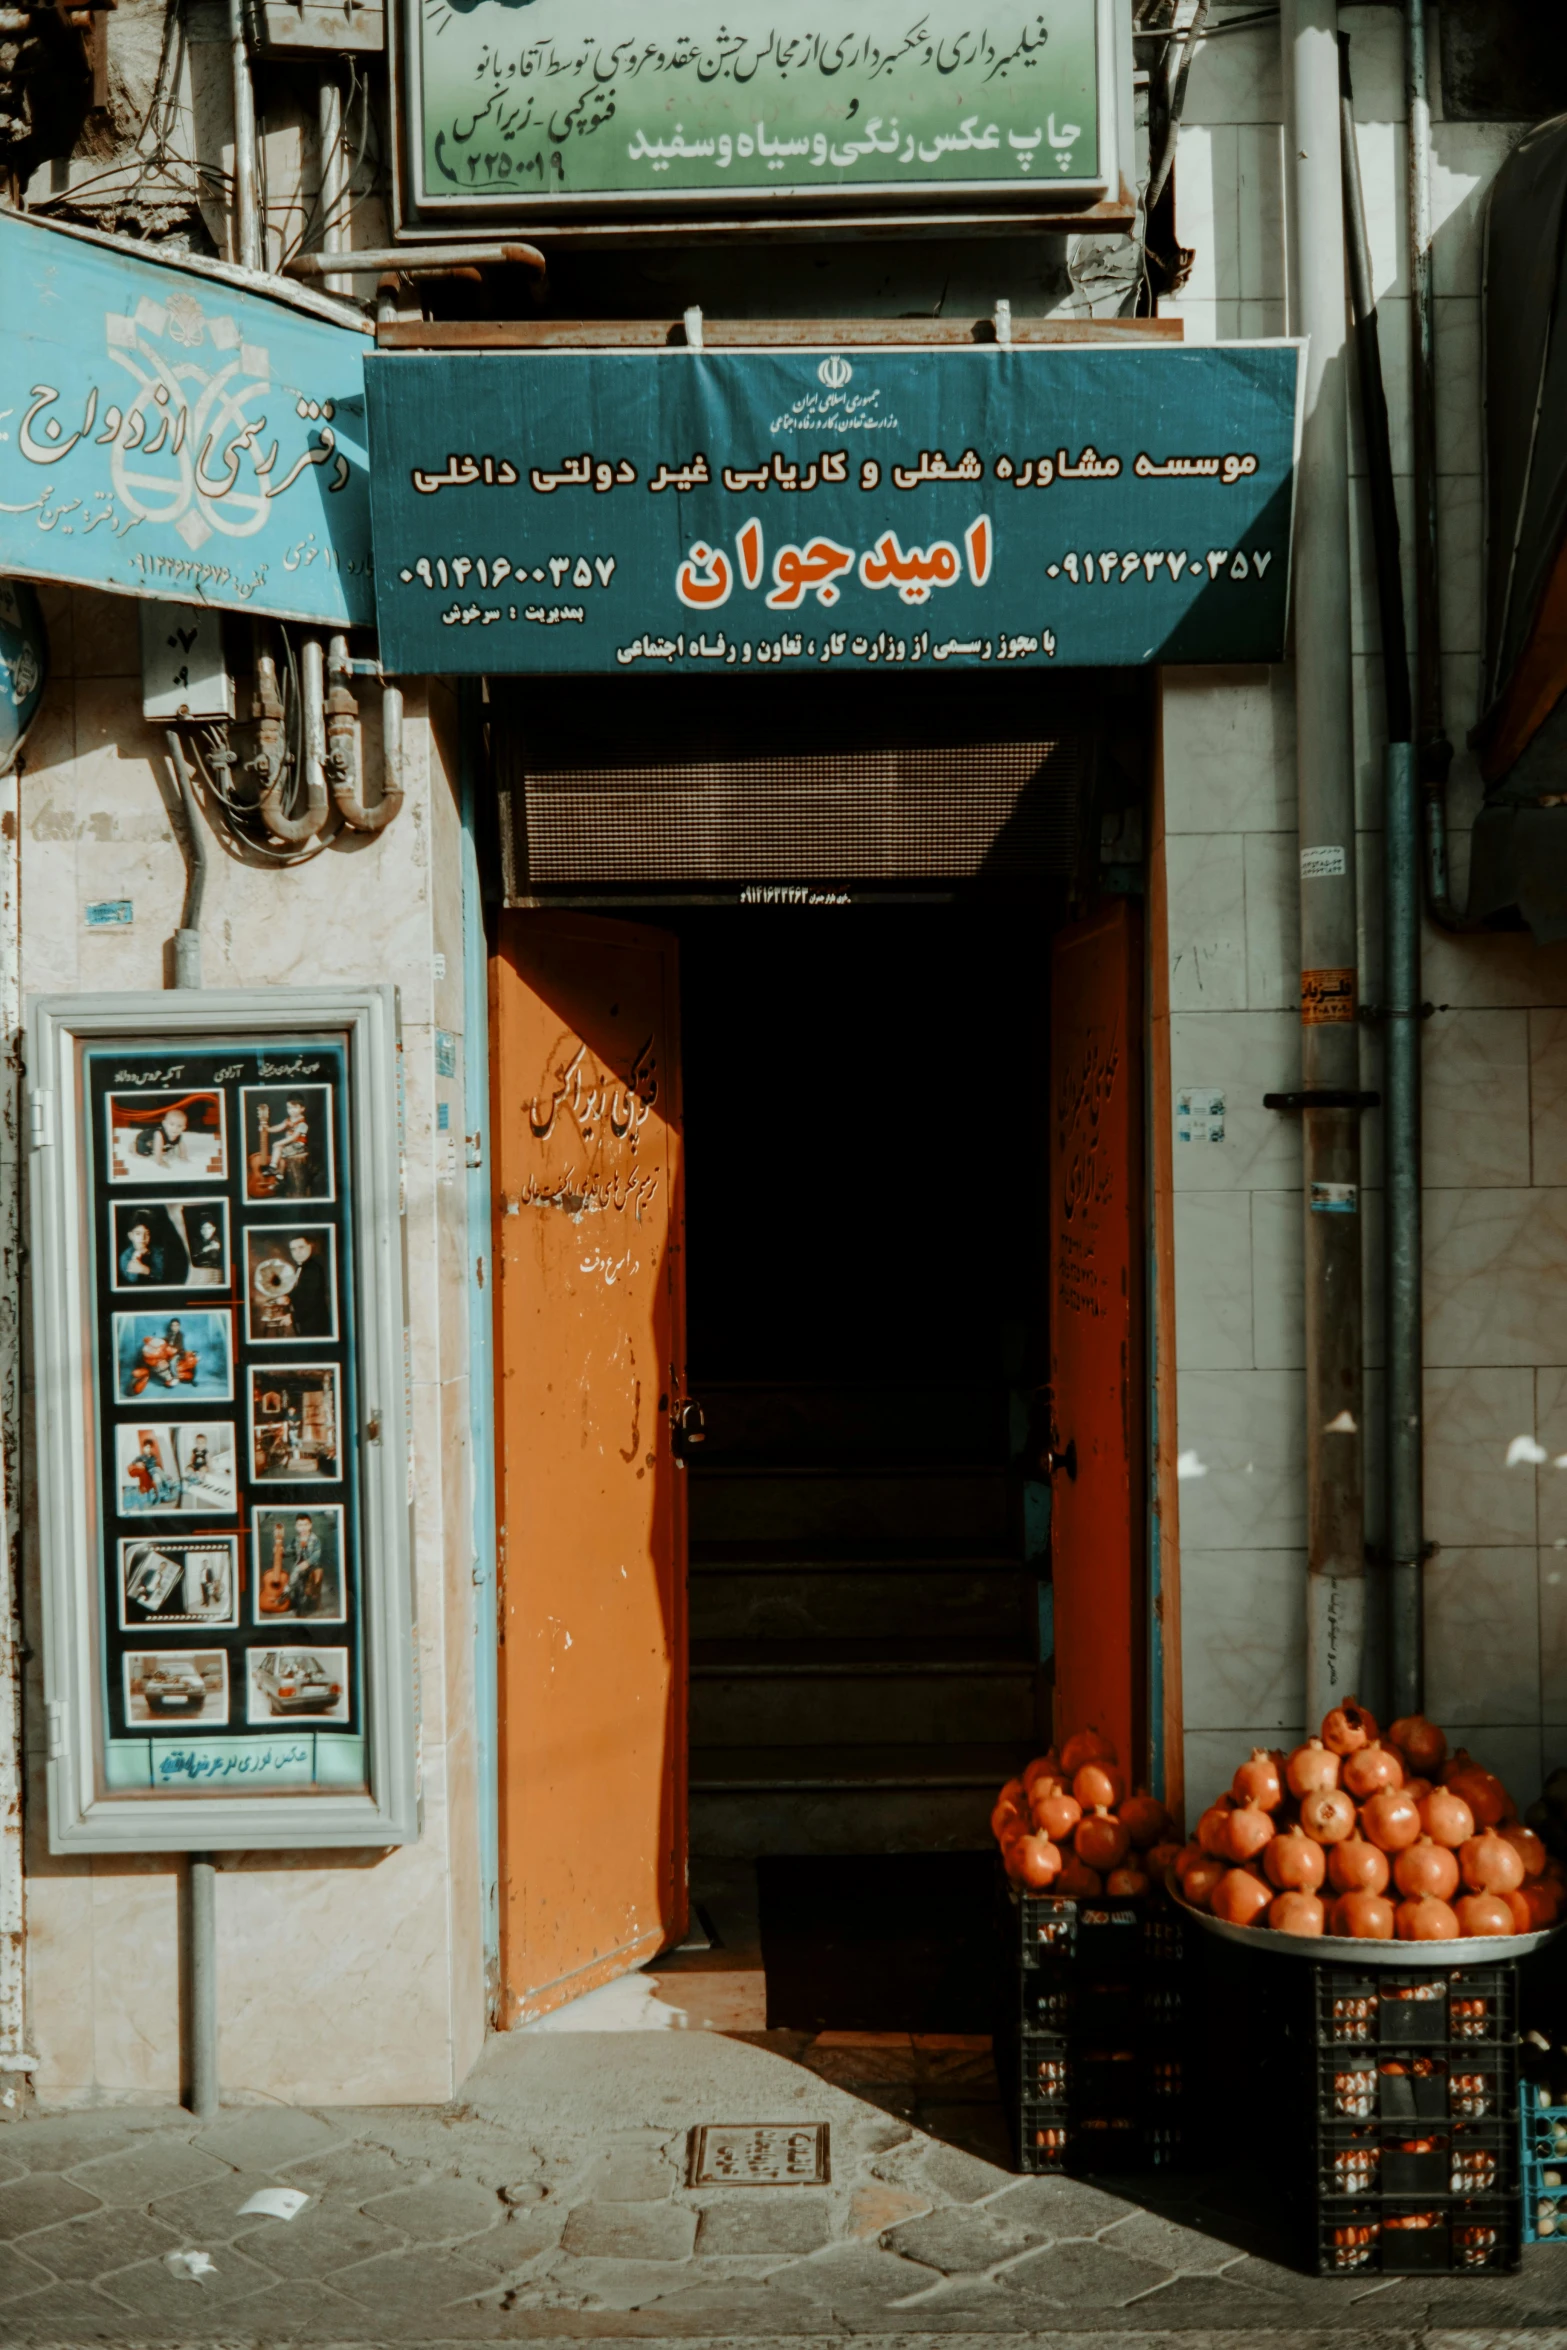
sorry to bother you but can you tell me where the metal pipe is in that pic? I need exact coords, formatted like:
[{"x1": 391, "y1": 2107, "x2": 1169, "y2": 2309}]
[
  {"x1": 1339, "y1": 36, "x2": 1424, "y2": 1720},
  {"x1": 317, "y1": 67, "x2": 348, "y2": 299},
  {"x1": 286, "y1": 241, "x2": 546, "y2": 279},
  {"x1": 258, "y1": 636, "x2": 329, "y2": 845},
  {"x1": 323, "y1": 634, "x2": 404, "y2": 834},
  {"x1": 187, "y1": 1855, "x2": 218, "y2": 2120},
  {"x1": 228, "y1": 0, "x2": 260, "y2": 274},
  {"x1": 1284, "y1": 0, "x2": 1366, "y2": 1726},
  {"x1": 164, "y1": 728, "x2": 207, "y2": 989}
]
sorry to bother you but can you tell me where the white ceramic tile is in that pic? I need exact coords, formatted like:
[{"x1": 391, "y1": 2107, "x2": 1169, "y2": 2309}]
[
  {"x1": 1347, "y1": 109, "x2": 1407, "y2": 307},
  {"x1": 1182, "y1": 16, "x2": 1283, "y2": 126},
  {"x1": 1425, "y1": 1188, "x2": 1567, "y2": 1367},
  {"x1": 1165, "y1": 833, "x2": 1248, "y2": 1011},
  {"x1": 1422, "y1": 1366, "x2": 1539, "y2": 1550},
  {"x1": 1422, "y1": 912, "x2": 1567, "y2": 1015},
  {"x1": 1160, "y1": 298, "x2": 1233, "y2": 349},
  {"x1": 1420, "y1": 1008, "x2": 1532, "y2": 1189},
  {"x1": 1529, "y1": 1010, "x2": 1567, "y2": 1186},
  {"x1": 1436, "y1": 472, "x2": 1484, "y2": 658},
  {"x1": 1172, "y1": 125, "x2": 1240, "y2": 304},
  {"x1": 1243, "y1": 832, "x2": 1299, "y2": 1011},
  {"x1": 1183, "y1": 1728, "x2": 1303, "y2": 1823},
  {"x1": 1542, "y1": 1545, "x2": 1567, "y2": 1723},
  {"x1": 1237, "y1": 299, "x2": 1286, "y2": 340},
  {"x1": 1434, "y1": 295, "x2": 1482, "y2": 480},
  {"x1": 1236, "y1": 122, "x2": 1286, "y2": 302},
  {"x1": 1169, "y1": 1010, "x2": 1303, "y2": 1193},
  {"x1": 1528, "y1": 1370, "x2": 1567, "y2": 1554},
  {"x1": 1161, "y1": 667, "x2": 1297, "y2": 835},
  {"x1": 1172, "y1": 1368, "x2": 1305, "y2": 1548},
  {"x1": 1250, "y1": 1189, "x2": 1304, "y2": 1370},
  {"x1": 1424, "y1": 1546, "x2": 1540, "y2": 1728},
  {"x1": 1181, "y1": 1547, "x2": 1306, "y2": 1731},
  {"x1": 1173, "y1": 1193, "x2": 1254, "y2": 1371},
  {"x1": 1429, "y1": 122, "x2": 1527, "y2": 299}
]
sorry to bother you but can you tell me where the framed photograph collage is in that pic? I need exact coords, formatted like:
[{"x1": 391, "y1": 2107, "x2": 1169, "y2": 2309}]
[{"x1": 29, "y1": 990, "x2": 414, "y2": 1851}]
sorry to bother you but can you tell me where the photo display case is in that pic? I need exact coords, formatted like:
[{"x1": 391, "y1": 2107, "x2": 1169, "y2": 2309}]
[{"x1": 28, "y1": 989, "x2": 415, "y2": 1851}]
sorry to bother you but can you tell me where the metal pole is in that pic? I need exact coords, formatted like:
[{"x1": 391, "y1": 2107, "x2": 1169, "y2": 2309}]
[
  {"x1": 1283, "y1": 0, "x2": 1366, "y2": 1725},
  {"x1": 187, "y1": 1856, "x2": 218, "y2": 2120},
  {"x1": 318, "y1": 67, "x2": 348, "y2": 299},
  {"x1": 229, "y1": 0, "x2": 261, "y2": 273}
]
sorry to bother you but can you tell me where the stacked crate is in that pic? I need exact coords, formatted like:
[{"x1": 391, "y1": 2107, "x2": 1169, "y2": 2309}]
[
  {"x1": 1521, "y1": 2083, "x2": 1566, "y2": 2244},
  {"x1": 1312, "y1": 1964, "x2": 1521, "y2": 2273},
  {"x1": 999, "y1": 1884, "x2": 1188, "y2": 2174}
]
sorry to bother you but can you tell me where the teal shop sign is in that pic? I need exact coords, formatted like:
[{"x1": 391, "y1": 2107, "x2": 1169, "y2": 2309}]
[
  {"x1": 366, "y1": 343, "x2": 1304, "y2": 676},
  {"x1": 0, "y1": 213, "x2": 374, "y2": 626},
  {"x1": 400, "y1": 0, "x2": 1111, "y2": 216}
]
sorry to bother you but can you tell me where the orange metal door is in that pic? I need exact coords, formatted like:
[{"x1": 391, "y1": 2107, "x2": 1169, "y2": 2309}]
[
  {"x1": 491, "y1": 912, "x2": 687, "y2": 2023},
  {"x1": 1048, "y1": 899, "x2": 1144, "y2": 1775}
]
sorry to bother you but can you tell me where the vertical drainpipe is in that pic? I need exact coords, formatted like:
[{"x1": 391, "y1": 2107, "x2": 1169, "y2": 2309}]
[
  {"x1": 318, "y1": 67, "x2": 349, "y2": 300},
  {"x1": 1282, "y1": 0, "x2": 1366, "y2": 1722},
  {"x1": 229, "y1": 0, "x2": 261, "y2": 274}
]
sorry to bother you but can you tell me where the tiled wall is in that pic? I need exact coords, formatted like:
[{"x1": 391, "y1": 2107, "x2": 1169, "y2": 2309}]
[
  {"x1": 1161, "y1": 7, "x2": 1566, "y2": 1815},
  {"x1": 19, "y1": 590, "x2": 486, "y2": 2103}
]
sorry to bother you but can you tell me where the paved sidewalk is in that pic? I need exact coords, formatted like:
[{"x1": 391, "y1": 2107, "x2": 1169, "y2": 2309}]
[{"x1": 1, "y1": 2007, "x2": 1563, "y2": 2345}]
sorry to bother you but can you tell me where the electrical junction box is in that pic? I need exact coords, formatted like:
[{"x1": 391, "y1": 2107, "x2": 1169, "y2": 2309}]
[
  {"x1": 139, "y1": 601, "x2": 233, "y2": 723},
  {"x1": 253, "y1": 0, "x2": 384, "y2": 53}
]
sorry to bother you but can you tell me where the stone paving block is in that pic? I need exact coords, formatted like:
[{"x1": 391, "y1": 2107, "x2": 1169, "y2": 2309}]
[
  {"x1": 0, "y1": 2244, "x2": 56, "y2": 2302},
  {"x1": 845, "y1": 2182, "x2": 932, "y2": 2238},
  {"x1": 885, "y1": 2141, "x2": 1010, "y2": 2206},
  {"x1": 93, "y1": 2240, "x2": 279, "y2": 2323},
  {"x1": 561, "y1": 2199, "x2": 697, "y2": 2263},
  {"x1": 449, "y1": 2207, "x2": 566, "y2": 2279},
  {"x1": 757, "y1": 2238, "x2": 947, "y2": 2323},
  {"x1": 231, "y1": 2199, "x2": 412, "y2": 2276},
  {"x1": 983, "y1": 2173, "x2": 1135, "y2": 2238},
  {"x1": 694, "y1": 2192, "x2": 832, "y2": 2256},
  {"x1": 366, "y1": 2173, "x2": 511, "y2": 2245},
  {"x1": 0, "y1": 2173, "x2": 102, "y2": 2239},
  {"x1": 192, "y1": 2106, "x2": 349, "y2": 2172},
  {"x1": 1097, "y1": 2208, "x2": 1249, "y2": 2274},
  {"x1": 0, "y1": 2117, "x2": 140, "y2": 2174},
  {"x1": 560, "y1": 2271, "x2": 840, "y2": 2334},
  {"x1": 287, "y1": 2139, "x2": 439, "y2": 2198},
  {"x1": 578, "y1": 2140, "x2": 680, "y2": 2203},
  {"x1": 148, "y1": 2167, "x2": 307, "y2": 2243},
  {"x1": 0, "y1": 2278, "x2": 146, "y2": 2339},
  {"x1": 991, "y1": 2235, "x2": 1172, "y2": 2307},
  {"x1": 20, "y1": 2201, "x2": 184, "y2": 2281},
  {"x1": 1091, "y1": 2270, "x2": 1303, "y2": 2327},
  {"x1": 884, "y1": 2202, "x2": 1047, "y2": 2275},
  {"x1": 0, "y1": 2151, "x2": 24, "y2": 2188},
  {"x1": 913, "y1": 2106, "x2": 1015, "y2": 2168},
  {"x1": 69, "y1": 2134, "x2": 233, "y2": 2203},
  {"x1": 335, "y1": 2243, "x2": 513, "y2": 2315},
  {"x1": 532, "y1": 2253, "x2": 724, "y2": 2313}
]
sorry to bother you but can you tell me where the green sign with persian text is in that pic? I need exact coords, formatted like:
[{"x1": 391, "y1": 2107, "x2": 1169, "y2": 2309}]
[{"x1": 403, "y1": 0, "x2": 1107, "y2": 215}]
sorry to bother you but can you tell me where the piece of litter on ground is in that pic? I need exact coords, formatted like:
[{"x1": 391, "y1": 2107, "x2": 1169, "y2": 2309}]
[
  {"x1": 163, "y1": 2249, "x2": 217, "y2": 2280},
  {"x1": 238, "y1": 2186, "x2": 309, "y2": 2221}
]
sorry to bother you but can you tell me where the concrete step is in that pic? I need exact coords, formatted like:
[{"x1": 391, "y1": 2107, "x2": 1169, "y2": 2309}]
[
  {"x1": 690, "y1": 1379, "x2": 1011, "y2": 1465},
  {"x1": 688, "y1": 1740, "x2": 1018, "y2": 1855},
  {"x1": 688, "y1": 1464, "x2": 1012, "y2": 1546},
  {"x1": 689, "y1": 1561, "x2": 1032, "y2": 1643},
  {"x1": 689, "y1": 1638, "x2": 1037, "y2": 1747}
]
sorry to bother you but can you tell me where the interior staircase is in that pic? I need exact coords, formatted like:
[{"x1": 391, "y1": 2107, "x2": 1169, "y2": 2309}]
[{"x1": 687, "y1": 1382, "x2": 1044, "y2": 1855}]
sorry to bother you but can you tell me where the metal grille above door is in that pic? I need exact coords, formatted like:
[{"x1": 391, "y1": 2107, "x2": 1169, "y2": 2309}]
[{"x1": 490, "y1": 674, "x2": 1103, "y2": 895}]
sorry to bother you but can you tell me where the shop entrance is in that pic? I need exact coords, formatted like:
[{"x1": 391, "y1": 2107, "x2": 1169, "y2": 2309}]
[{"x1": 487, "y1": 679, "x2": 1147, "y2": 2029}]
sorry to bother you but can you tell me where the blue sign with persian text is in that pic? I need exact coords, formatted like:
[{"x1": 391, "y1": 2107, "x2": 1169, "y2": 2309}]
[
  {"x1": 0, "y1": 212, "x2": 373, "y2": 625},
  {"x1": 366, "y1": 341, "x2": 1304, "y2": 676}
]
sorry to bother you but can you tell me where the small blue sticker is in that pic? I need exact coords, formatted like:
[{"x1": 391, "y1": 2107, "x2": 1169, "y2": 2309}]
[
  {"x1": 437, "y1": 1101, "x2": 450, "y2": 1132},
  {"x1": 435, "y1": 1030, "x2": 457, "y2": 1078},
  {"x1": 85, "y1": 899, "x2": 133, "y2": 928}
]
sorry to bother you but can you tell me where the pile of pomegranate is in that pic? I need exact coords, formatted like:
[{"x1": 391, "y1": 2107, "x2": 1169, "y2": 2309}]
[
  {"x1": 1170, "y1": 1703, "x2": 1565, "y2": 1941},
  {"x1": 992, "y1": 1728, "x2": 1179, "y2": 1896}
]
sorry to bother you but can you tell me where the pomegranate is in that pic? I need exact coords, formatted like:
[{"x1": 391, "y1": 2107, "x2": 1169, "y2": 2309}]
[
  {"x1": 1387, "y1": 1713, "x2": 1448, "y2": 1776},
  {"x1": 1225, "y1": 1800, "x2": 1277, "y2": 1863},
  {"x1": 1197, "y1": 1799, "x2": 1236, "y2": 1857},
  {"x1": 1334, "y1": 1890, "x2": 1396, "y2": 1940},
  {"x1": 1519, "y1": 1879, "x2": 1564, "y2": 1928},
  {"x1": 1500, "y1": 1823, "x2": 1548, "y2": 1878},
  {"x1": 1454, "y1": 1891, "x2": 1516, "y2": 1938},
  {"x1": 1011, "y1": 1832, "x2": 1063, "y2": 1889},
  {"x1": 1232, "y1": 1749, "x2": 1285, "y2": 1812},
  {"x1": 1173, "y1": 1841, "x2": 1207, "y2": 1886},
  {"x1": 1420, "y1": 1786, "x2": 1475, "y2": 1849},
  {"x1": 1060, "y1": 1728, "x2": 1117, "y2": 1776},
  {"x1": 1402, "y1": 1777, "x2": 1434, "y2": 1806},
  {"x1": 1073, "y1": 1761, "x2": 1125, "y2": 1812},
  {"x1": 991, "y1": 1795, "x2": 1023, "y2": 1841},
  {"x1": 1265, "y1": 1829, "x2": 1327, "y2": 1892},
  {"x1": 1179, "y1": 1854, "x2": 1230, "y2": 1911},
  {"x1": 1211, "y1": 1867, "x2": 1273, "y2": 1927},
  {"x1": 1030, "y1": 1782, "x2": 1083, "y2": 1842},
  {"x1": 1507, "y1": 1888, "x2": 1534, "y2": 1931},
  {"x1": 1075, "y1": 1808, "x2": 1131, "y2": 1873},
  {"x1": 1119, "y1": 1792, "x2": 1171, "y2": 1850},
  {"x1": 1021, "y1": 1752, "x2": 1061, "y2": 1792},
  {"x1": 1445, "y1": 1764, "x2": 1508, "y2": 1828},
  {"x1": 1393, "y1": 1836, "x2": 1460, "y2": 1903},
  {"x1": 1459, "y1": 1831, "x2": 1525, "y2": 1896},
  {"x1": 1328, "y1": 1838, "x2": 1390, "y2": 1895},
  {"x1": 1360, "y1": 1787, "x2": 1423, "y2": 1852},
  {"x1": 1300, "y1": 1787, "x2": 1358, "y2": 1845},
  {"x1": 1105, "y1": 1865, "x2": 1151, "y2": 1897},
  {"x1": 1395, "y1": 1895, "x2": 1460, "y2": 1941},
  {"x1": 1285, "y1": 1738, "x2": 1341, "y2": 1799},
  {"x1": 1144, "y1": 1840, "x2": 1184, "y2": 1881},
  {"x1": 1343, "y1": 1741, "x2": 1405, "y2": 1800},
  {"x1": 1053, "y1": 1856, "x2": 1103, "y2": 1897},
  {"x1": 1269, "y1": 1890, "x2": 1326, "y2": 1935},
  {"x1": 1321, "y1": 1699, "x2": 1378, "y2": 1756}
]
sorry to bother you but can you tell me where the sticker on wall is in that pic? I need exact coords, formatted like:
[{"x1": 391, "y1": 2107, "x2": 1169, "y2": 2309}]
[
  {"x1": 1175, "y1": 1087, "x2": 1225, "y2": 1143},
  {"x1": 1300, "y1": 967, "x2": 1357, "y2": 1024},
  {"x1": 1310, "y1": 1181, "x2": 1359, "y2": 1214},
  {"x1": 1300, "y1": 845, "x2": 1347, "y2": 879},
  {"x1": 85, "y1": 899, "x2": 134, "y2": 929}
]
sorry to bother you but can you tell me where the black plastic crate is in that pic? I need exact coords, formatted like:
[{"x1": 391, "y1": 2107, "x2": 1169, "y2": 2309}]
[
  {"x1": 1522, "y1": 2083, "x2": 1567, "y2": 2243},
  {"x1": 1317, "y1": 2119, "x2": 1513, "y2": 2200},
  {"x1": 1316, "y1": 2197, "x2": 1521, "y2": 2275},
  {"x1": 1013, "y1": 1891, "x2": 1188, "y2": 1972},
  {"x1": 1317, "y1": 1967, "x2": 1515, "y2": 2049},
  {"x1": 1318, "y1": 2046, "x2": 1518, "y2": 2124}
]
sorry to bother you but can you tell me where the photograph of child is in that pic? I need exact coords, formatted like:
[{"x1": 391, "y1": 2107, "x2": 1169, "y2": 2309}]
[
  {"x1": 249, "y1": 1366, "x2": 340, "y2": 1482},
  {"x1": 241, "y1": 1085, "x2": 334, "y2": 1203},
  {"x1": 107, "y1": 1090, "x2": 226, "y2": 1184},
  {"x1": 120, "y1": 1537, "x2": 238, "y2": 1628},
  {"x1": 112, "y1": 1309, "x2": 233, "y2": 1402},
  {"x1": 115, "y1": 1421, "x2": 237, "y2": 1514},
  {"x1": 111, "y1": 1200, "x2": 228, "y2": 1290},
  {"x1": 252, "y1": 1505, "x2": 344, "y2": 1622},
  {"x1": 244, "y1": 1227, "x2": 337, "y2": 1343}
]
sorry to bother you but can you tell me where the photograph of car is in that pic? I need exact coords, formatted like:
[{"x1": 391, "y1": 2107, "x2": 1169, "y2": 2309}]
[
  {"x1": 122, "y1": 1648, "x2": 228, "y2": 1730},
  {"x1": 247, "y1": 1647, "x2": 349, "y2": 1723}
]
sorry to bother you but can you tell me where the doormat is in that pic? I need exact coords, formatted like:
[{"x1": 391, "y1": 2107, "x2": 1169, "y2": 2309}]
[
  {"x1": 756, "y1": 1852, "x2": 999, "y2": 2034},
  {"x1": 687, "y1": 2123, "x2": 831, "y2": 2185}
]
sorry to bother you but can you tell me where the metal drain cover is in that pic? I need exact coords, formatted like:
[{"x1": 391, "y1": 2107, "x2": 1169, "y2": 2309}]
[{"x1": 687, "y1": 2123, "x2": 830, "y2": 2186}]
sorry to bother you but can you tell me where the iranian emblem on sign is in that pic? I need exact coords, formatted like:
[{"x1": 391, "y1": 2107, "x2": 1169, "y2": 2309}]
[{"x1": 817, "y1": 355, "x2": 853, "y2": 390}]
